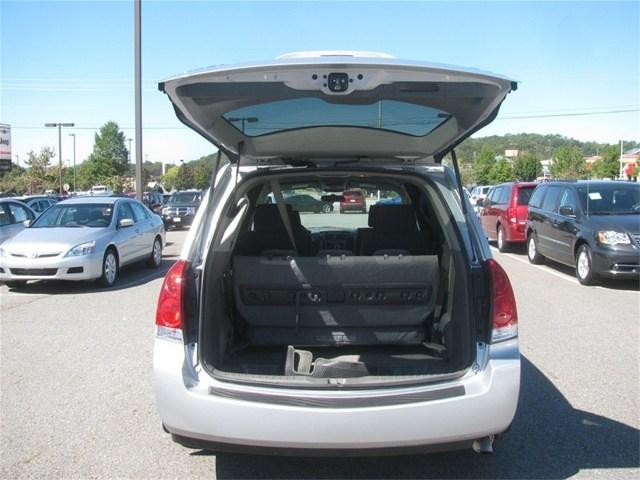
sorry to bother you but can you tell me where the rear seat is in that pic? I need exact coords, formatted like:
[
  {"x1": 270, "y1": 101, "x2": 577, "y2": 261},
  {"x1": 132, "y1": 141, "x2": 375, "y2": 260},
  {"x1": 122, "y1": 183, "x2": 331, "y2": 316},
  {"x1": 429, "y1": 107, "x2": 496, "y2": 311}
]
[
  {"x1": 232, "y1": 254, "x2": 439, "y2": 346},
  {"x1": 235, "y1": 204, "x2": 311, "y2": 256},
  {"x1": 357, "y1": 205, "x2": 428, "y2": 255}
]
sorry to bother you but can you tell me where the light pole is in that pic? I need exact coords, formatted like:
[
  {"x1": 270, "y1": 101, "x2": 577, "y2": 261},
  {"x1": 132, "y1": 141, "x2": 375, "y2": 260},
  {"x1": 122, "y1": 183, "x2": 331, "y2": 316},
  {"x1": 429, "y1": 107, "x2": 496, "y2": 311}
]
[
  {"x1": 14, "y1": 155, "x2": 19, "y2": 168},
  {"x1": 68, "y1": 133, "x2": 76, "y2": 192},
  {"x1": 45, "y1": 122, "x2": 74, "y2": 194}
]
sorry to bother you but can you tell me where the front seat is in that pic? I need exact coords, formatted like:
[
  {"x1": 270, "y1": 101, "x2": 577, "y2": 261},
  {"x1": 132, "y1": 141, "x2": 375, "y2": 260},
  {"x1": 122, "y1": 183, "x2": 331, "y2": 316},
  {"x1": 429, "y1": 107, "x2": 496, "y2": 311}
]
[{"x1": 358, "y1": 205, "x2": 428, "y2": 255}]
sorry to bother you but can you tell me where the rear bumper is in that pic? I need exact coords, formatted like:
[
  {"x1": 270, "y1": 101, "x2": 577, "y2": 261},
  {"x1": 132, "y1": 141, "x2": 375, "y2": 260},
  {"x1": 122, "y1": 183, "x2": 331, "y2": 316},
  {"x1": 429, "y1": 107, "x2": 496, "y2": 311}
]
[
  {"x1": 505, "y1": 222, "x2": 527, "y2": 243},
  {"x1": 340, "y1": 203, "x2": 366, "y2": 212},
  {"x1": 162, "y1": 214, "x2": 195, "y2": 227},
  {"x1": 153, "y1": 339, "x2": 520, "y2": 453}
]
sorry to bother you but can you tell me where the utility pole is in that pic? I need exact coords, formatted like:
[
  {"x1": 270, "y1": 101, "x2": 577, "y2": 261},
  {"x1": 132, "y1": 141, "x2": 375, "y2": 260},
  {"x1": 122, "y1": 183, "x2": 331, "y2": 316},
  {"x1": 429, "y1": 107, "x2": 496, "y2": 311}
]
[
  {"x1": 14, "y1": 154, "x2": 19, "y2": 168},
  {"x1": 68, "y1": 133, "x2": 76, "y2": 192},
  {"x1": 134, "y1": 0, "x2": 143, "y2": 201},
  {"x1": 45, "y1": 122, "x2": 74, "y2": 194},
  {"x1": 619, "y1": 139, "x2": 624, "y2": 179}
]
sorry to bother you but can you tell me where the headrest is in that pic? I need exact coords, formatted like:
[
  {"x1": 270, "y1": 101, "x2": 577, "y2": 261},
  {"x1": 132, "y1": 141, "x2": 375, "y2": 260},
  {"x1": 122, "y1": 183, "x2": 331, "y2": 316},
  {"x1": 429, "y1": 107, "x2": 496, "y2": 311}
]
[
  {"x1": 253, "y1": 204, "x2": 302, "y2": 232},
  {"x1": 368, "y1": 205, "x2": 418, "y2": 233}
]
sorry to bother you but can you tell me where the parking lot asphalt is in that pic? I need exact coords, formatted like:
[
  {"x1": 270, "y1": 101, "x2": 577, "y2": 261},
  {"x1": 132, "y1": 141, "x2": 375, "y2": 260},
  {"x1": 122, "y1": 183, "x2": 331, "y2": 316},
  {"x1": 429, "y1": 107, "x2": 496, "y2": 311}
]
[{"x1": 1, "y1": 230, "x2": 638, "y2": 479}]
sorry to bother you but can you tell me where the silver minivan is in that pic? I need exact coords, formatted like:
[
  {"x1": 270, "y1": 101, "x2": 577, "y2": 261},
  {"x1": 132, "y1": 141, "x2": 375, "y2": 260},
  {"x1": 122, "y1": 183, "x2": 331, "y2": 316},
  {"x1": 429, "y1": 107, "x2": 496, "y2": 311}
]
[{"x1": 153, "y1": 52, "x2": 520, "y2": 455}]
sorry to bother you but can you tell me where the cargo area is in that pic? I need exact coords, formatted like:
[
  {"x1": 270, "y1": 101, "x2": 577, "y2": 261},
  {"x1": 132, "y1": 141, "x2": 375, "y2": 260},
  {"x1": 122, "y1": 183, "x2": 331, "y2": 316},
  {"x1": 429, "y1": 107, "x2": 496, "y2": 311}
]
[{"x1": 196, "y1": 173, "x2": 478, "y2": 386}]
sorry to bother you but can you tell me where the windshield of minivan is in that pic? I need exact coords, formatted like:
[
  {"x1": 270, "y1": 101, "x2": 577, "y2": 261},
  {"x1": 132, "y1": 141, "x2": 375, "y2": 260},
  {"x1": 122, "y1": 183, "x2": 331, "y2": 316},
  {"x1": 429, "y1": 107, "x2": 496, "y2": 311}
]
[
  {"x1": 576, "y1": 183, "x2": 640, "y2": 215},
  {"x1": 33, "y1": 204, "x2": 114, "y2": 228},
  {"x1": 169, "y1": 192, "x2": 200, "y2": 204}
]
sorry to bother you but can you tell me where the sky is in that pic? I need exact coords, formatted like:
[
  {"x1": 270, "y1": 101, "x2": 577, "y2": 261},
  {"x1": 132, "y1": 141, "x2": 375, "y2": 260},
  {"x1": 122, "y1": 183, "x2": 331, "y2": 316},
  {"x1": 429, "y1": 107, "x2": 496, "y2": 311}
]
[{"x1": 1, "y1": 0, "x2": 639, "y2": 168}]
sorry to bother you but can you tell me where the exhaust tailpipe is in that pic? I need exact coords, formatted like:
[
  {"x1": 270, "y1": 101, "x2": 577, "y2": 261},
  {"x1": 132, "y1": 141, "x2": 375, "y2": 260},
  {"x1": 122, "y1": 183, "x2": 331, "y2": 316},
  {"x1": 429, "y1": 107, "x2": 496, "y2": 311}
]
[{"x1": 472, "y1": 435, "x2": 494, "y2": 454}]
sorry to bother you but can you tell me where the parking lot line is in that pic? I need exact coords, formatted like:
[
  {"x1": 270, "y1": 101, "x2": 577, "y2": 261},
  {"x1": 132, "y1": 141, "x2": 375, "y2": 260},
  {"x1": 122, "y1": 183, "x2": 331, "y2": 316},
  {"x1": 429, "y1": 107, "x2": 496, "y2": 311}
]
[{"x1": 490, "y1": 246, "x2": 579, "y2": 285}]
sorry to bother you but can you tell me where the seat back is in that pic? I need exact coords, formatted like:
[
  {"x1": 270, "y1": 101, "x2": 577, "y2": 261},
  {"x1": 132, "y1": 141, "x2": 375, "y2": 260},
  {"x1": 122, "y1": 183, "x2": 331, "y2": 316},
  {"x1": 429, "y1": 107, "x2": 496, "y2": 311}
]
[{"x1": 358, "y1": 205, "x2": 427, "y2": 255}]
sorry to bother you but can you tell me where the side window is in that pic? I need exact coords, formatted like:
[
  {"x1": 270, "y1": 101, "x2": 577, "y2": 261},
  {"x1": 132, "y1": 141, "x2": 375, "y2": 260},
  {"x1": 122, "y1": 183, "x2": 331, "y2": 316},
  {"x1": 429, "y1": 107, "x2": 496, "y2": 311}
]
[
  {"x1": 541, "y1": 187, "x2": 562, "y2": 212},
  {"x1": 559, "y1": 188, "x2": 577, "y2": 213},
  {"x1": 9, "y1": 203, "x2": 32, "y2": 223},
  {"x1": 498, "y1": 186, "x2": 511, "y2": 205},
  {"x1": 529, "y1": 186, "x2": 546, "y2": 208},
  {"x1": 130, "y1": 202, "x2": 149, "y2": 222},
  {"x1": 0, "y1": 204, "x2": 11, "y2": 226},
  {"x1": 117, "y1": 203, "x2": 134, "y2": 223},
  {"x1": 489, "y1": 187, "x2": 502, "y2": 205}
]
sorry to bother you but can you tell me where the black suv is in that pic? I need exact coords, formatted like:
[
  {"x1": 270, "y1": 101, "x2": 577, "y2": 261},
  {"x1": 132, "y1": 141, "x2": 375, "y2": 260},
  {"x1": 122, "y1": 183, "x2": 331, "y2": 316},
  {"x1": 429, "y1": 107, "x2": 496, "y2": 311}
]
[
  {"x1": 161, "y1": 190, "x2": 203, "y2": 229},
  {"x1": 526, "y1": 181, "x2": 640, "y2": 285}
]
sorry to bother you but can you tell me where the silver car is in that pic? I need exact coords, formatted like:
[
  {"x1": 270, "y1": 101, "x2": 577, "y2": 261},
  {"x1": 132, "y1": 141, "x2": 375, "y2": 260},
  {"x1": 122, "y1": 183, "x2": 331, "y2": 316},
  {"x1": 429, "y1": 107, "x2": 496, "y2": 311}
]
[
  {"x1": 0, "y1": 197, "x2": 165, "y2": 288},
  {"x1": 0, "y1": 199, "x2": 36, "y2": 246},
  {"x1": 153, "y1": 52, "x2": 520, "y2": 455}
]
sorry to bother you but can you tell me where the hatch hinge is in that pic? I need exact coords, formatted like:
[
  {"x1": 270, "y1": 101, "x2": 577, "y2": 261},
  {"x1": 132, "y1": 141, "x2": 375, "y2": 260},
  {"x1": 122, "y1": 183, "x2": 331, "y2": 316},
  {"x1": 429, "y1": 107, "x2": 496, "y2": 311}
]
[{"x1": 400, "y1": 158, "x2": 416, "y2": 170}]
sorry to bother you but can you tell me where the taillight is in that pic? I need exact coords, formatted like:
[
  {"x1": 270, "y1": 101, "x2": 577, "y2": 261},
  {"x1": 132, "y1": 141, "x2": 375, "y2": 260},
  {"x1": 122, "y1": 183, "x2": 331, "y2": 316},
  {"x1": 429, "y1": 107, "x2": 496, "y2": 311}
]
[
  {"x1": 155, "y1": 260, "x2": 189, "y2": 341},
  {"x1": 507, "y1": 207, "x2": 517, "y2": 224},
  {"x1": 486, "y1": 259, "x2": 518, "y2": 343}
]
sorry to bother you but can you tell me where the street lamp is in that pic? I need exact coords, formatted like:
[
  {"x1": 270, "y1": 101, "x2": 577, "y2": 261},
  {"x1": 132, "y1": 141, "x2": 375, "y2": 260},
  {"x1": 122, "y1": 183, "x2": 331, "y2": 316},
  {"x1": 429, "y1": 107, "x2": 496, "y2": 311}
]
[
  {"x1": 227, "y1": 116, "x2": 258, "y2": 134},
  {"x1": 68, "y1": 133, "x2": 76, "y2": 192},
  {"x1": 45, "y1": 122, "x2": 74, "y2": 194}
]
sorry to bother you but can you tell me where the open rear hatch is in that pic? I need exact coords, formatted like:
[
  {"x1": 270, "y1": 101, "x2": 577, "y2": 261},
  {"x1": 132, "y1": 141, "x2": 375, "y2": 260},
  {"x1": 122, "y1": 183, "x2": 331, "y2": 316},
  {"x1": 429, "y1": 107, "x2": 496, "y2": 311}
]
[{"x1": 159, "y1": 51, "x2": 516, "y2": 161}]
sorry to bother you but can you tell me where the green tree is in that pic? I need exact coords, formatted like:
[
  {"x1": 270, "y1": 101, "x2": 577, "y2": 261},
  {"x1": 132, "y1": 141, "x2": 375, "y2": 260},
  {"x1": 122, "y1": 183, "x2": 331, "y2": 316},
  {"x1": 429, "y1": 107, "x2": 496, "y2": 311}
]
[
  {"x1": 85, "y1": 121, "x2": 129, "y2": 181},
  {"x1": 472, "y1": 145, "x2": 496, "y2": 185},
  {"x1": 513, "y1": 152, "x2": 541, "y2": 181},
  {"x1": 192, "y1": 161, "x2": 213, "y2": 190},
  {"x1": 488, "y1": 160, "x2": 515, "y2": 184},
  {"x1": 161, "y1": 165, "x2": 180, "y2": 192},
  {"x1": 174, "y1": 162, "x2": 194, "y2": 190},
  {"x1": 24, "y1": 147, "x2": 57, "y2": 193},
  {"x1": 591, "y1": 144, "x2": 620, "y2": 179},
  {"x1": 551, "y1": 145, "x2": 587, "y2": 179}
]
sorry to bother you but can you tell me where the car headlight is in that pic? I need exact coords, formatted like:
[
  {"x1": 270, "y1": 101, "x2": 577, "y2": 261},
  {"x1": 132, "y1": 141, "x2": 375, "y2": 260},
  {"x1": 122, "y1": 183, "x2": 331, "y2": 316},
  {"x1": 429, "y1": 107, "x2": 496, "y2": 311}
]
[
  {"x1": 65, "y1": 241, "x2": 96, "y2": 257},
  {"x1": 597, "y1": 231, "x2": 630, "y2": 245},
  {"x1": 162, "y1": 207, "x2": 169, "y2": 215}
]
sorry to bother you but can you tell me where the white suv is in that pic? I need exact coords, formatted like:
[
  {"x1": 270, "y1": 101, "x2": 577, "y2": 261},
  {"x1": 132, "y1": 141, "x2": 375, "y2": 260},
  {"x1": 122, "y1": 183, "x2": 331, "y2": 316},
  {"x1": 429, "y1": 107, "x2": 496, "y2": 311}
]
[{"x1": 153, "y1": 52, "x2": 520, "y2": 455}]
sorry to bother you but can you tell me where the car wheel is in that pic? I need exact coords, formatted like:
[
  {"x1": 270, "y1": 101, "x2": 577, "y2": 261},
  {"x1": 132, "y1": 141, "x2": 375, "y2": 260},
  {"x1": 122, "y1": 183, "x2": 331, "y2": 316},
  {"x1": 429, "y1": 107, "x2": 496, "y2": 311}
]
[
  {"x1": 321, "y1": 203, "x2": 332, "y2": 214},
  {"x1": 576, "y1": 244, "x2": 597, "y2": 285},
  {"x1": 5, "y1": 281, "x2": 27, "y2": 289},
  {"x1": 527, "y1": 234, "x2": 544, "y2": 265},
  {"x1": 147, "y1": 236, "x2": 162, "y2": 268},
  {"x1": 100, "y1": 248, "x2": 118, "y2": 287},
  {"x1": 497, "y1": 225, "x2": 509, "y2": 252}
]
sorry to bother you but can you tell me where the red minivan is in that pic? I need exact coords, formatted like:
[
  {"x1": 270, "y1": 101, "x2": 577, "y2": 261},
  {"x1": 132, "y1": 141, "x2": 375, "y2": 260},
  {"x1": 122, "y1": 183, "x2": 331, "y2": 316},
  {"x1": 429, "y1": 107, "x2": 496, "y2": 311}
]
[
  {"x1": 479, "y1": 182, "x2": 537, "y2": 252},
  {"x1": 340, "y1": 189, "x2": 367, "y2": 213}
]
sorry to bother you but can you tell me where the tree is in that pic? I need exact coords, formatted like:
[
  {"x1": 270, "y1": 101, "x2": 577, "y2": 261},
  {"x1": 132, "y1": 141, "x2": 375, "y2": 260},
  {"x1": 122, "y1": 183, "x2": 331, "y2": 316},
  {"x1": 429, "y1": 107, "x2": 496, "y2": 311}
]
[
  {"x1": 513, "y1": 152, "x2": 541, "y2": 181},
  {"x1": 85, "y1": 121, "x2": 129, "y2": 181},
  {"x1": 472, "y1": 145, "x2": 496, "y2": 185},
  {"x1": 173, "y1": 162, "x2": 194, "y2": 190},
  {"x1": 161, "y1": 165, "x2": 180, "y2": 192},
  {"x1": 24, "y1": 147, "x2": 57, "y2": 193},
  {"x1": 591, "y1": 144, "x2": 620, "y2": 179},
  {"x1": 488, "y1": 160, "x2": 515, "y2": 184},
  {"x1": 551, "y1": 145, "x2": 587, "y2": 179}
]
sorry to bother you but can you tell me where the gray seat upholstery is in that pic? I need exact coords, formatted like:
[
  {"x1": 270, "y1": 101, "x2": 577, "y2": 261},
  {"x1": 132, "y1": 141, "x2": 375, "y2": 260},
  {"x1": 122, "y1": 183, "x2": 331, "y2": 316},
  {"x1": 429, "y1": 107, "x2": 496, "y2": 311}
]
[
  {"x1": 233, "y1": 254, "x2": 439, "y2": 346},
  {"x1": 236, "y1": 204, "x2": 311, "y2": 256},
  {"x1": 357, "y1": 205, "x2": 428, "y2": 256}
]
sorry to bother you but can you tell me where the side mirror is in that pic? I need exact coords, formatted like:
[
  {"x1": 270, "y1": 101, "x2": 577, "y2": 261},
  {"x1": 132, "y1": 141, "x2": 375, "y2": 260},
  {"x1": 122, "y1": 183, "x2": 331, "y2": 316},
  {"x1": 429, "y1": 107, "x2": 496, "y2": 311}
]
[
  {"x1": 118, "y1": 218, "x2": 135, "y2": 228},
  {"x1": 559, "y1": 206, "x2": 576, "y2": 217},
  {"x1": 23, "y1": 219, "x2": 32, "y2": 227}
]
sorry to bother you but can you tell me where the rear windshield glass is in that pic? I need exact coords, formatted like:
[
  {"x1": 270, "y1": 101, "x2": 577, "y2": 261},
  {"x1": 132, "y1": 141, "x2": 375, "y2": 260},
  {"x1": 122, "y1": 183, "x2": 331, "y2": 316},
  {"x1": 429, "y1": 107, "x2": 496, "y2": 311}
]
[
  {"x1": 576, "y1": 183, "x2": 640, "y2": 215},
  {"x1": 259, "y1": 184, "x2": 406, "y2": 231},
  {"x1": 223, "y1": 98, "x2": 451, "y2": 137},
  {"x1": 33, "y1": 204, "x2": 113, "y2": 228},
  {"x1": 517, "y1": 186, "x2": 536, "y2": 205},
  {"x1": 170, "y1": 192, "x2": 200, "y2": 204}
]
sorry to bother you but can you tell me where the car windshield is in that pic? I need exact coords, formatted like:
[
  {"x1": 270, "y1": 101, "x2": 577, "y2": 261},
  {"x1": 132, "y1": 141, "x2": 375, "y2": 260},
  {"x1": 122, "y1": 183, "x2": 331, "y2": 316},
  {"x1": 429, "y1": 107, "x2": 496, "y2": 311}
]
[
  {"x1": 170, "y1": 192, "x2": 200, "y2": 204},
  {"x1": 32, "y1": 204, "x2": 114, "y2": 228},
  {"x1": 260, "y1": 183, "x2": 407, "y2": 231},
  {"x1": 576, "y1": 183, "x2": 640, "y2": 215}
]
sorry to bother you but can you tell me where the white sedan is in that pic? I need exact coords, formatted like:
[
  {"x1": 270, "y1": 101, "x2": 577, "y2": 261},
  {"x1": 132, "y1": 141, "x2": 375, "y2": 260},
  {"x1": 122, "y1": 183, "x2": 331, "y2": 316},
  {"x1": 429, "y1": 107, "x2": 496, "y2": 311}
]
[{"x1": 0, "y1": 196, "x2": 165, "y2": 288}]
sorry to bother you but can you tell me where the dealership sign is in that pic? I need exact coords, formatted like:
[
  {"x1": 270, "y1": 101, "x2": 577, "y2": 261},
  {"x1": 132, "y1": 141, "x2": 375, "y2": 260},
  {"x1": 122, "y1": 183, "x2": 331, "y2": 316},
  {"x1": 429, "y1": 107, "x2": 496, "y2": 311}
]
[{"x1": 0, "y1": 124, "x2": 11, "y2": 172}]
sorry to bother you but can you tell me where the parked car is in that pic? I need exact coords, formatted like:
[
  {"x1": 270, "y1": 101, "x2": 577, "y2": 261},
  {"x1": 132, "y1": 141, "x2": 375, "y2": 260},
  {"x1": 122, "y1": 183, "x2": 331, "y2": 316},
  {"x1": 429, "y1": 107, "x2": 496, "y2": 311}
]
[
  {"x1": 13, "y1": 195, "x2": 59, "y2": 217},
  {"x1": 284, "y1": 193, "x2": 333, "y2": 213},
  {"x1": 161, "y1": 190, "x2": 203, "y2": 228},
  {"x1": 143, "y1": 192, "x2": 164, "y2": 215},
  {"x1": 0, "y1": 199, "x2": 36, "y2": 246},
  {"x1": 340, "y1": 189, "x2": 367, "y2": 213},
  {"x1": 153, "y1": 52, "x2": 519, "y2": 455},
  {"x1": 0, "y1": 197, "x2": 165, "y2": 288},
  {"x1": 526, "y1": 180, "x2": 640, "y2": 285},
  {"x1": 479, "y1": 182, "x2": 537, "y2": 252},
  {"x1": 470, "y1": 185, "x2": 491, "y2": 206}
]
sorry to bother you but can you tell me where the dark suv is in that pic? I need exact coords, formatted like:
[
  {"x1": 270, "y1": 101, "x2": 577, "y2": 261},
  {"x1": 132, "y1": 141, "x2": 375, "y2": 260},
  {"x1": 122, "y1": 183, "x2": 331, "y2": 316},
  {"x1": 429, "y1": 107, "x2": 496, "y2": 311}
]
[
  {"x1": 479, "y1": 182, "x2": 537, "y2": 252},
  {"x1": 161, "y1": 190, "x2": 203, "y2": 229},
  {"x1": 526, "y1": 181, "x2": 640, "y2": 285}
]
